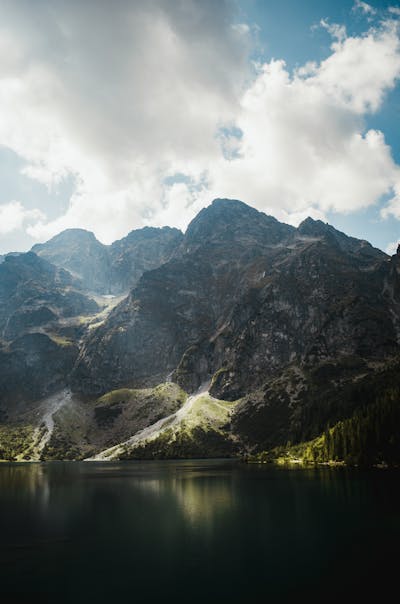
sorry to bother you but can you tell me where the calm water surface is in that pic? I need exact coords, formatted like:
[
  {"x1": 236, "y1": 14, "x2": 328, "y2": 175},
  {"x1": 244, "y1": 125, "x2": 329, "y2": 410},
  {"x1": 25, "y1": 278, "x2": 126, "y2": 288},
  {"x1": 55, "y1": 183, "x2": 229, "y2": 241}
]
[{"x1": 0, "y1": 460, "x2": 399, "y2": 603}]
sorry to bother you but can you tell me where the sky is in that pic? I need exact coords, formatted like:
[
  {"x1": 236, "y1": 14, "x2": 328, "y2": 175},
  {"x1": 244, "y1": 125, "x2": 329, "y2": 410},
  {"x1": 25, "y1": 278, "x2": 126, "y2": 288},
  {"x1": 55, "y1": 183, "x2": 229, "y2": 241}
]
[{"x1": 0, "y1": 0, "x2": 400, "y2": 254}]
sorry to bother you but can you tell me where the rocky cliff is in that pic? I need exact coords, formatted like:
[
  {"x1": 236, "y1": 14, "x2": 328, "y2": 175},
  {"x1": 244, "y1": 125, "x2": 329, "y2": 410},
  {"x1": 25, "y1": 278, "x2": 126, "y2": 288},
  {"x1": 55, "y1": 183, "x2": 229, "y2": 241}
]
[
  {"x1": 0, "y1": 252, "x2": 98, "y2": 340},
  {"x1": 72, "y1": 199, "x2": 392, "y2": 400},
  {"x1": 1, "y1": 199, "x2": 399, "y2": 464}
]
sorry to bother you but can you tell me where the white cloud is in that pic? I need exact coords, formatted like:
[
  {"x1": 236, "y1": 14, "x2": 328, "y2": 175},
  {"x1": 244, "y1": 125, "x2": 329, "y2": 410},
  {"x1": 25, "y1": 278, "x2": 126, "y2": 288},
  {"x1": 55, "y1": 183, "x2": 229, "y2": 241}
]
[
  {"x1": 381, "y1": 186, "x2": 400, "y2": 219},
  {"x1": 0, "y1": 200, "x2": 43, "y2": 234},
  {"x1": 319, "y1": 19, "x2": 347, "y2": 42},
  {"x1": 0, "y1": 0, "x2": 251, "y2": 241},
  {"x1": 0, "y1": 2, "x2": 400, "y2": 245},
  {"x1": 316, "y1": 23, "x2": 400, "y2": 113},
  {"x1": 353, "y1": 1, "x2": 377, "y2": 16},
  {"x1": 386, "y1": 240, "x2": 399, "y2": 254},
  {"x1": 202, "y1": 23, "x2": 400, "y2": 219}
]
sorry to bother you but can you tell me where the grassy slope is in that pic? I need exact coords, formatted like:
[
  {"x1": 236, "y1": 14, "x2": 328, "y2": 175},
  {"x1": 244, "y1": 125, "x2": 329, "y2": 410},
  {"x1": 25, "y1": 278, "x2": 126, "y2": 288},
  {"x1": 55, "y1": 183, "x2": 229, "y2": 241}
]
[
  {"x1": 118, "y1": 393, "x2": 239, "y2": 460},
  {"x1": 0, "y1": 383, "x2": 188, "y2": 461},
  {"x1": 44, "y1": 383, "x2": 187, "y2": 460},
  {"x1": 0, "y1": 424, "x2": 37, "y2": 461}
]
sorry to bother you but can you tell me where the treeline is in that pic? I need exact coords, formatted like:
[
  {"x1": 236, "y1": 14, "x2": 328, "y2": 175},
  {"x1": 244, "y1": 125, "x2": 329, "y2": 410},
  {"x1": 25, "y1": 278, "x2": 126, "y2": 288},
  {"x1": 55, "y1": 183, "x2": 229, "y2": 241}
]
[
  {"x1": 251, "y1": 387, "x2": 400, "y2": 467},
  {"x1": 302, "y1": 388, "x2": 400, "y2": 466}
]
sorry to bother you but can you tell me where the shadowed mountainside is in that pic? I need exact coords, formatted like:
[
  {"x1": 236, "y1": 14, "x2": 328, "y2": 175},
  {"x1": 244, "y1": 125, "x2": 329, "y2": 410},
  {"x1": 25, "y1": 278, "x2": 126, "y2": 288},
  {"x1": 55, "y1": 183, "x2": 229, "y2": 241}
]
[{"x1": 1, "y1": 198, "x2": 399, "y2": 464}]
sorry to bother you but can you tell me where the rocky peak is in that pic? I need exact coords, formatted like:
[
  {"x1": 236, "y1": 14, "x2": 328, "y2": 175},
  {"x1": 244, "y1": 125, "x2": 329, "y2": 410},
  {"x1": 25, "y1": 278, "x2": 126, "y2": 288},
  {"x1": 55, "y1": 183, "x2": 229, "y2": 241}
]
[
  {"x1": 114, "y1": 225, "x2": 182, "y2": 245},
  {"x1": 1, "y1": 251, "x2": 65, "y2": 286},
  {"x1": 298, "y1": 217, "x2": 326, "y2": 235},
  {"x1": 32, "y1": 229, "x2": 110, "y2": 293},
  {"x1": 183, "y1": 198, "x2": 294, "y2": 249},
  {"x1": 32, "y1": 229, "x2": 105, "y2": 257},
  {"x1": 31, "y1": 225, "x2": 183, "y2": 294},
  {"x1": 297, "y1": 217, "x2": 385, "y2": 260}
]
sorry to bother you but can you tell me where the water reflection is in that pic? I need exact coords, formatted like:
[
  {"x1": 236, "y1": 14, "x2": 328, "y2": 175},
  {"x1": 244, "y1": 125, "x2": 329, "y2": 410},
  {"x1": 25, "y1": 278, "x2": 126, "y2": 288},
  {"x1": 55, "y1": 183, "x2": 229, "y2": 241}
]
[
  {"x1": 0, "y1": 462, "x2": 50, "y2": 508},
  {"x1": 0, "y1": 461, "x2": 399, "y2": 604},
  {"x1": 131, "y1": 465, "x2": 235, "y2": 526}
]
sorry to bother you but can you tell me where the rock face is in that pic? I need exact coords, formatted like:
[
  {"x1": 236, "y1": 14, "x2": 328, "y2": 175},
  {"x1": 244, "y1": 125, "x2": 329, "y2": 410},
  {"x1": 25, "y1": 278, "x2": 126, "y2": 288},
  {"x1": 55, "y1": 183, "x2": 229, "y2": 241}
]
[
  {"x1": 32, "y1": 226, "x2": 183, "y2": 293},
  {"x1": 1, "y1": 198, "x2": 400, "y2": 462},
  {"x1": 0, "y1": 333, "x2": 78, "y2": 411},
  {"x1": 109, "y1": 226, "x2": 184, "y2": 293},
  {"x1": 0, "y1": 252, "x2": 98, "y2": 340},
  {"x1": 32, "y1": 229, "x2": 111, "y2": 293},
  {"x1": 0, "y1": 252, "x2": 99, "y2": 411},
  {"x1": 72, "y1": 199, "x2": 392, "y2": 398},
  {"x1": 71, "y1": 200, "x2": 295, "y2": 393}
]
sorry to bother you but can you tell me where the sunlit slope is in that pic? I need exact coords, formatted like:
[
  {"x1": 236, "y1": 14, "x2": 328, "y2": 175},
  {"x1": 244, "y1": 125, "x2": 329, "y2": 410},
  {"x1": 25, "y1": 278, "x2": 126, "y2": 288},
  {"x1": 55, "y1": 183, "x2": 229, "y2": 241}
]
[
  {"x1": 0, "y1": 383, "x2": 187, "y2": 461},
  {"x1": 89, "y1": 388, "x2": 238, "y2": 461}
]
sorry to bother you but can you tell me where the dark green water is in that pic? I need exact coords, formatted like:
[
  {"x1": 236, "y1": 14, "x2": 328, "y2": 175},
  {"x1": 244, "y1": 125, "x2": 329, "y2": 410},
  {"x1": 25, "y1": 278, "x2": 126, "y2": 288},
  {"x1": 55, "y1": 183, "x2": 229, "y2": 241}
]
[{"x1": 0, "y1": 461, "x2": 399, "y2": 604}]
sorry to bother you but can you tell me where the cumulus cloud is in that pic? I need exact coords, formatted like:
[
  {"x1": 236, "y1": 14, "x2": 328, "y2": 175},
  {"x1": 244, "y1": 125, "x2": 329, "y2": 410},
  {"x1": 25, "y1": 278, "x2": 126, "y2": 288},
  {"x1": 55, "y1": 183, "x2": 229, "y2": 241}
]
[
  {"x1": 0, "y1": 1, "x2": 400, "y2": 244},
  {"x1": 0, "y1": 200, "x2": 43, "y2": 234},
  {"x1": 0, "y1": 0, "x2": 251, "y2": 241},
  {"x1": 201, "y1": 21, "x2": 400, "y2": 223}
]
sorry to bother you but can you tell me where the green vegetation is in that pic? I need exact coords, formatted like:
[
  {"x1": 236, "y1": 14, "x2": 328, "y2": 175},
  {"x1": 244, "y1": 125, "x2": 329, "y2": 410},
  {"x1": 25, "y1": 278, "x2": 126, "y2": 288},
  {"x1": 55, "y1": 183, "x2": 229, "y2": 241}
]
[
  {"x1": 234, "y1": 356, "x2": 400, "y2": 455},
  {"x1": 117, "y1": 393, "x2": 238, "y2": 460},
  {"x1": 97, "y1": 382, "x2": 187, "y2": 408},
  {"x1": 42, "y1": 424, "x2": 87, "y2": 460},
  {"x1": 120, "y1": 425, "x2": 238, "y2": 460},
  {"x1": 41, "y1": 402, "x2": 91, "y2": 461},
  {"x1": 0, "y1": 424, "x2": 36, "y2": 461},
  {"x1": 47, "y1": 333, "x2": 74, "y2": 347},
  {"x1": 93, "y1": 383, "x2": 187, "y2": 430},
  {"x1": 210, "y1": 367, "x2": 229, "y2": 389},
  {"x1": 250, "y1": 387, "x2": 400, "y2": 467}
]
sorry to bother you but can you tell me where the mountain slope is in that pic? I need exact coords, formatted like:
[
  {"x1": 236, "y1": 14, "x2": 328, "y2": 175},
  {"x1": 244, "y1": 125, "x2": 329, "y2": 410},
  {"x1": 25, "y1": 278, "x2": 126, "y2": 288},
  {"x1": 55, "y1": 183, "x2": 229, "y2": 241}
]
[
  {"x1": 109, "y1": 226, "x2": 184, "y2": 293},
  {"x1": 32, "y1": 226, "x2": 183, "y2": 294},
  {"x1": 248, "y1": 358, "x2": 400, "y2": 466},
  {"x1": 72, "y1": 198, "x2": 394, "y2": 399},
  {"x1": 1, "y1": 198, "x2": 399, "y2": 464},
  {"x1": 0, "y1": 252, "x2": 98, "y2": 340},
  {"x1": 32, "y1": 229, "x2": 111, "y2": 293}
]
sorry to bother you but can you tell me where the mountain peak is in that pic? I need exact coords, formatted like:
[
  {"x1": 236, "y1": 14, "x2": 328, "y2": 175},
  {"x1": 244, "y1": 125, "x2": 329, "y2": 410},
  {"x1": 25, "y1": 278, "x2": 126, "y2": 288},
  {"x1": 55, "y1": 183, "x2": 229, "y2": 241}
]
[
  {"x1": 34, "y1": 228, "x2": 100, "y2": 246},
  {"x1": 297, "y1": 217, "x2": 331, "y2": 235},
  {"x1": 184, "y1": 198, "x2": 293, "y2": 247},
  {"x1": 296, "y1": 216, "x2": 386, "y2": 260},
  {"x1": 116, "y1": 225, "x2": 183, "y2": 245},
  {"x1": 210, "y1": 197, "x2": 258, "y2": 211}
]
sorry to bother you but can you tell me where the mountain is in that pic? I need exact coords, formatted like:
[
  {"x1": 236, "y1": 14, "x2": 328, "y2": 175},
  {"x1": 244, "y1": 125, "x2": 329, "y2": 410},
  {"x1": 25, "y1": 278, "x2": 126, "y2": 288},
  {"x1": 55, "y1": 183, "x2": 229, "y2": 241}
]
[
  {"x1": 0, "y1": 198, "x2": 399, "y2": 465},
  {"x1": 0, "y1": 252, "x2": 98, "y2": 340},
  {"x1": 72, "y1": 198, "x2": 390, "y2": 398},
  {"x1": 0, "y1": 252, "x2": 100, "y2": 410},
  {"x1": 32, "y1": 229, "x2": 111, "y2": 293},
  {"x1": 109, "y1": 226, "x2": 184, "y2": 293},
  {"x1": 32, "y1": 226, "x2": 183, "y2": 293}
]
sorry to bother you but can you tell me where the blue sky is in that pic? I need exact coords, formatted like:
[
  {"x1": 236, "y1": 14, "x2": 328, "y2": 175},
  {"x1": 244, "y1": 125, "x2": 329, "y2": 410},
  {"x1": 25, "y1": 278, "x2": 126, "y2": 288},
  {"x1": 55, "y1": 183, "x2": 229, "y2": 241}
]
[
  {"x1": 0, "y1": 0, "x2": 399, "y2": 253},
  {"x1": 239, "y1": 0, "x2": 400, "y2": 250}
]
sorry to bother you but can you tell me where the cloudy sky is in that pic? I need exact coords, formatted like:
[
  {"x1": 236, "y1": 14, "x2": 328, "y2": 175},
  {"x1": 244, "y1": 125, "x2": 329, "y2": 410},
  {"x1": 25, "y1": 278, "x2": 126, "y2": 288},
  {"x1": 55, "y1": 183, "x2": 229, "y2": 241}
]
[{"x1": 0, "y1": 0, "x2": 400, "y2": 253}]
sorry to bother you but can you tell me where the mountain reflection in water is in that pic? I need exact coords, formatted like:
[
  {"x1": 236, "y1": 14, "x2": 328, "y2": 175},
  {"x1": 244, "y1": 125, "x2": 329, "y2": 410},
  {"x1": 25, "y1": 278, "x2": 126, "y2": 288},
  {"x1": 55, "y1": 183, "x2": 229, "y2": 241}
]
[{"x1": 0, "y1": 461, "x2": 399, "y2": 604}]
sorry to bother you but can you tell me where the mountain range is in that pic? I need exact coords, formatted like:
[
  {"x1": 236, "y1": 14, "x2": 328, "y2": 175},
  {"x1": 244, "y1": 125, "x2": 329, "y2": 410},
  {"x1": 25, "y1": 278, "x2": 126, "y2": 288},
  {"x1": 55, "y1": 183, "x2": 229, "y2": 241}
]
[{"x1": 0, "y1": 198, "x2": 399, "y2": 465}]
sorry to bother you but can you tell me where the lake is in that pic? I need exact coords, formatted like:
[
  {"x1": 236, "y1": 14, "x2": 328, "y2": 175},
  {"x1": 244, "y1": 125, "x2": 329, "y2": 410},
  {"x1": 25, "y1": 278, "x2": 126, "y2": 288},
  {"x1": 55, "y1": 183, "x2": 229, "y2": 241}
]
[{"x1": 0, "y1": 460, "x2": 398, "y2": 603}]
